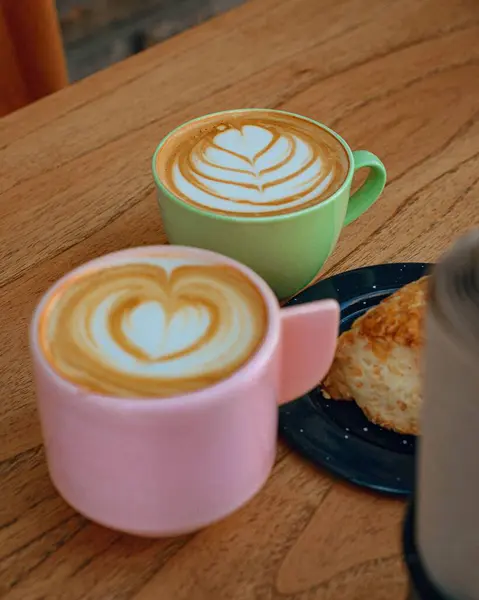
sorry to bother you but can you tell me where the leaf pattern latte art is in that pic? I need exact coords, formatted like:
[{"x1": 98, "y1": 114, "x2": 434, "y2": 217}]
[{"x1": 158, "y1": 112, "x2": 350, "y2": 216}]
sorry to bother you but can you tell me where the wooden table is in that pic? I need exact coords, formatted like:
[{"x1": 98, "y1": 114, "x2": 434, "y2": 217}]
[{"x1": 1, "y1": 0, "x2": 478, "y2": 597}]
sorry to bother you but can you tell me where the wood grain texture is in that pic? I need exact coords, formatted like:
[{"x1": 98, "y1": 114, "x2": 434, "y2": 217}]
[{"x1": 1, "y1": 0, "x2": 478, "y2": 597}]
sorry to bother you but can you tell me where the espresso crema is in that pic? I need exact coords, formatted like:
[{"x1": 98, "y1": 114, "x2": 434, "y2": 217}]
[
  {"x1": 155, "y1": 110, "x2": 350, "y2": 217},
  {"x1": 38, "y1": 252, "x2": 268, "y2": 398}
]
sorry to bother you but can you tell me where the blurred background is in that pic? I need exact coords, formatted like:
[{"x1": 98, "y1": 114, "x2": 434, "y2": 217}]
[
  {"x1": 1, "y1": 0, "x2": 246, "y2": 117},
  {"x1": 58, "y1": 0, "x2": 245, "y2": 81}
]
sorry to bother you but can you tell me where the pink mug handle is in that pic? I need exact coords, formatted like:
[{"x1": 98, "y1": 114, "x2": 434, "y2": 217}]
[{"x1": 280, "y1": 299, "x2": 339, "y2": 404}]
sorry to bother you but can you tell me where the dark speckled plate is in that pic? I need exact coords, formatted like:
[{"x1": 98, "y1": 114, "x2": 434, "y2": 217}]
[{"x1": 279, "y1": 262, "x2": 433, "y2": 496}]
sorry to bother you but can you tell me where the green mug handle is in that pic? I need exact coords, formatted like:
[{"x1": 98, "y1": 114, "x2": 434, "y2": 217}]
[{"x1": 344, "y1": 150, "x2": 387, "y2": 226}]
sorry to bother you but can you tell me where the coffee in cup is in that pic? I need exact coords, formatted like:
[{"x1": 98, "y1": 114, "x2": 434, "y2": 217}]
[
  {"x1": 155, "y1": 109, "x2": 350, "y2": 217},
  {"x1": 38, "y1": 252, "x2": 268, "y2": 398},
  {"x1": 31, "y1": 245, "x2": 339, "y2": 536},
  {"x1": 153, "y1": 109, "x2": 386, "y2": 299}
]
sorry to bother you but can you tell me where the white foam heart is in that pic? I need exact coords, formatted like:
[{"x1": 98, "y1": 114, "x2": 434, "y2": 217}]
[{"x1": 122, "y1": 300, "x2": 211, "y2": 360}]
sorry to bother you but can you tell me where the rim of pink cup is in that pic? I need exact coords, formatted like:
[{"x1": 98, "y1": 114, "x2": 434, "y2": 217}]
[{"x1": 30, "y1": 245, "x2": 285, "y2": 412}]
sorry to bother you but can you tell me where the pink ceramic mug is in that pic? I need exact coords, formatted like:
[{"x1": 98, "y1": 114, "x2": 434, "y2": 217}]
[{"x1": 30, "y1": 246, "x2": 339, "y2": 537}]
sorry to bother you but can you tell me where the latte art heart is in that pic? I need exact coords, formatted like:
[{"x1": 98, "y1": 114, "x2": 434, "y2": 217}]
[
  {"x1": 39, "y1": 255, "x2": 268, "y2": 398},
  {"x1": 123, "y1": 301, "x2": 211, "y2": 360},
  {"x1": 157, "y1": 110, "x2": 350, "y2": 216}
]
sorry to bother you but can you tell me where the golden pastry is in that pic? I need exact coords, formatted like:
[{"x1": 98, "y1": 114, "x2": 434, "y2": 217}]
[{"x1": 322, "y1": 276, "x2": 429, "y2": 435}]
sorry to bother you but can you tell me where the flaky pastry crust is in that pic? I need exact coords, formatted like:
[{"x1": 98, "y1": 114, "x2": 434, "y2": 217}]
[{"x1": 322, "y1": 276, "x2": 429, "y2": 435}]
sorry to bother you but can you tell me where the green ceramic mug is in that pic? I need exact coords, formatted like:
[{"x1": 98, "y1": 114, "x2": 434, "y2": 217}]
[{"x1": 152, "y1": 109, "x2": 386, "y2": 299}]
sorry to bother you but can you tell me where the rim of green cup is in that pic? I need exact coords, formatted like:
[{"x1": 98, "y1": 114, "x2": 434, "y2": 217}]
[{"x1": 151, "y1": 108, "x2": 355, "y2": 223}]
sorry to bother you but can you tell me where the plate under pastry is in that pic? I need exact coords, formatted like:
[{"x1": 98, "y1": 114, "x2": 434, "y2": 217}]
[{"x1": 279, "y1": 262, "x2": 432, "y2": 496}]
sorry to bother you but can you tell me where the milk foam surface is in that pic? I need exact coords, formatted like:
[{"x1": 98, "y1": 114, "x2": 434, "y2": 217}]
[
  {"x1": 156, "y1": 111, "x2": 349, "y2": 216},
  {"x1": 39, "y1": 253, "x2": 268, "y2": 398}
]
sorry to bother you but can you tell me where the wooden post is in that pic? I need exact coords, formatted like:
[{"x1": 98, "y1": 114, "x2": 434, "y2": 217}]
[{"x1": 0, "y1": 0, "x2": 68, "y2": 116}]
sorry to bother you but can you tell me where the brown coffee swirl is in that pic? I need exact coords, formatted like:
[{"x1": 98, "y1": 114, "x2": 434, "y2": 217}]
[
  {"x1": 156, "y1": 110, "x2": 350, "y2": 216},
  {"x1": 38, "y1": 254, "x2": 268, "y2": 398}
]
